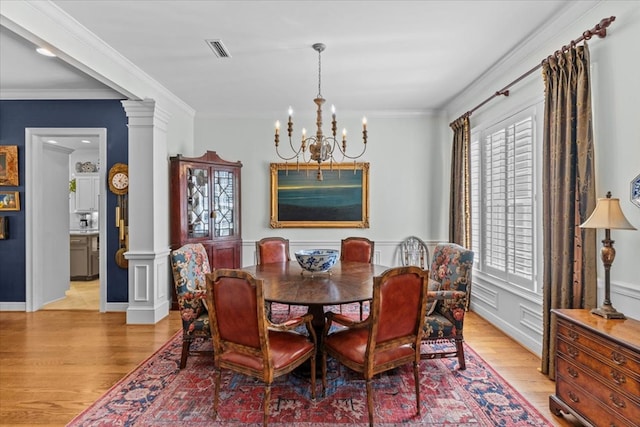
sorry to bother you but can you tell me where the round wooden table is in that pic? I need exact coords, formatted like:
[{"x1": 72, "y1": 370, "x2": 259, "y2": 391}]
[{"x1": 242, "y1": 260, "x2": 389, "y2": 332}]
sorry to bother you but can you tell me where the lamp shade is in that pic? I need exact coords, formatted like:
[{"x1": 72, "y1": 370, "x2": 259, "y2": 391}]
[{"x1": 580, "y1": 195, "x2": 637, "y2": 230}]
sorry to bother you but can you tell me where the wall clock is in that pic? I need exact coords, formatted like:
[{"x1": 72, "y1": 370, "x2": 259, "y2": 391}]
[
  {"x1": 108, "y1": 163, "x2": 129, "y2": 268},
  {"x1": 108, "y1": 163, "x2": 129, "y2": 195}
]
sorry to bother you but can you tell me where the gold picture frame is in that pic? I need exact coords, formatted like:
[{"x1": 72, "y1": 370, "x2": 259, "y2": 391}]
[
  {"x1": 0, "y1": 191, "x2": 20, "y2": 211},
  {"x1": 0, "y1": 146, "x2": 19, "y2": 186},
  {"x1": 270, "y1": 162, "x2": 370, "y2": 228}
]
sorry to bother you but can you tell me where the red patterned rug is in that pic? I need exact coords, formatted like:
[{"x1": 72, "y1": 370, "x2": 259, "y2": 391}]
[{"x1": 68, "y1": 305, "x2": 552, "y2": 426}]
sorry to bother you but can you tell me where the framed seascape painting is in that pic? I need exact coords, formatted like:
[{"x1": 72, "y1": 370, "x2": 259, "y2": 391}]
[
  {"x1": 0, "y1": 191, "x2": 20, "y2": 211},
  {"x1": 270, "y1": 162, "x2": 370, "y2": 228},
  {"x1": 0, "y1": 146, "x2": 19, "y2": 186}
]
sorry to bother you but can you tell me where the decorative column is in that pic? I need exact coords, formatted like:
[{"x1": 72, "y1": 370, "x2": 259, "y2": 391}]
[{"x1": 121, "y1": 99, "x2": 171, "y2": 324}]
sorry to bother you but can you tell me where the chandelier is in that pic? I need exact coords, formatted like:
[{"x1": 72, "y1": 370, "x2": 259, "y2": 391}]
[{"x1": 274, "y1": 43, "x2": 367, "y2": 180}]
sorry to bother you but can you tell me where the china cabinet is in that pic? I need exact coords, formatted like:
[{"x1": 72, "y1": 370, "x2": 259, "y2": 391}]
[{"x1": 169, "y1": 151, "x2": 242, "y2": 309}]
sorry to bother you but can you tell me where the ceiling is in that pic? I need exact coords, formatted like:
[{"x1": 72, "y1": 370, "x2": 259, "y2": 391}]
[{"x1": 1, "y1": 0, "x2": 575, "y2": 122}]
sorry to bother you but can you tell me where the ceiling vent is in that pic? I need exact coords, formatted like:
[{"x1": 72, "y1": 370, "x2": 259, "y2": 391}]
[{"x1": 206, "y1": 39, "x2": 231, "y2": 58}]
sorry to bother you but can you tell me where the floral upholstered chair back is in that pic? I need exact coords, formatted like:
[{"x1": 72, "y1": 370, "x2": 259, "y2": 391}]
[
  {"x1": 422, "y1": 242, "x2": 474, "y2": 369},
  {"x1": 170, "y1": 243, "x2": 212, "y2": 368},
  {"x1": 430, "y1": 243, "x2": 474, "y2": 298}
]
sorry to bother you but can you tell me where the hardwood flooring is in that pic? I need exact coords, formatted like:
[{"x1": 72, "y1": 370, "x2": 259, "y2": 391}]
[
  {"x1": 0, "y1": 310, "x2": 581, "y2": 426},
  {"x1": 41, "y1": 280, "x2": 99, "y2": 311}
]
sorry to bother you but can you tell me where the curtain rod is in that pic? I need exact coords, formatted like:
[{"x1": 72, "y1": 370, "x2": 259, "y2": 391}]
[{"x1": 450, "y1": 16, "x2": 616, "y2": 126}]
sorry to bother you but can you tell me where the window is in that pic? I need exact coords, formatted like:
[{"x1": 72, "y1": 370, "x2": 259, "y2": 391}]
[{"x1": 470, "y1": 106, "x2": 539, "y2": 292}]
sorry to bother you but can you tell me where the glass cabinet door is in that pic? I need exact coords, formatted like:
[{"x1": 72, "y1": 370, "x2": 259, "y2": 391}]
[
  {"x1": 213, "y1": 169, "x2": 236, "y2": 237},
  {"x1": 186, "y1": 166, "x2": 210, "y2": 238}
]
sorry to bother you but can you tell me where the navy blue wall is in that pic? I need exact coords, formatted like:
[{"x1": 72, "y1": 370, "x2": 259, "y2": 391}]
[{"x1": 0, "y1": 99, "x2": 129, "y2": 304}]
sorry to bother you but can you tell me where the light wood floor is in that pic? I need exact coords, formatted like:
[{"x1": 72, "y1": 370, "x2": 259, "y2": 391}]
[
  {"x1": 41, "y1": 280, "x2": 100, "y2": 311},
  {"x1": 0, "y1": 310, "x2": 580, "y2": 427}
]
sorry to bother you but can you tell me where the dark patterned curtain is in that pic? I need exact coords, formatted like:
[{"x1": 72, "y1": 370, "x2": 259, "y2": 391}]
[
  {"x1": 540, "y1": 44, "x2": 597, "y2": 379},
  {"x1": 449, "y1": 115, "x2": 471, "y2": 248}
]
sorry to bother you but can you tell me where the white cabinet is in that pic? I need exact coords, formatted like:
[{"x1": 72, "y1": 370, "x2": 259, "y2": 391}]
[{"x1": 75, "y1": 173, "x2": 100, "y2": 212}]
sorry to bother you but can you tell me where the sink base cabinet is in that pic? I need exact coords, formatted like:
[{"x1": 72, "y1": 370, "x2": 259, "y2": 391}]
[
  {"x1": 70, "y1": 234, "x2": 99, "y2": 280},
  {"x1": 549, "y1": 309, "x2": 640, "y2": 427}
]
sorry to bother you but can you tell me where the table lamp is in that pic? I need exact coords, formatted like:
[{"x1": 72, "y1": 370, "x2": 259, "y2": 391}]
[{"x1": 580, "y1": 191, "x2": 636, "y2": 319}]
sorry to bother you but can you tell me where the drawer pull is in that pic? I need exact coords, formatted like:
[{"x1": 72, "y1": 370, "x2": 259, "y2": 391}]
[
  {"x1": 568, "y1": 391, "x2": 579, "y2": 403},
  {"x1": 610, "y1": 370, "x2": 626, "y2": 385},
  {"x1": 611, "y1": 351, "x2": 626, "y2": 366},
  {"x1": 567, "y1": 346, "x2": 579, "y2": 358},
  {"x1": 568, "y1": 330, "x2": 579, "y2": 341},
  {"x1": 609, "y1": 393, "x2": 625, "y2": 409},
  {"x1": 567, "y1": 366, "x2": 578, "y2": 378}
]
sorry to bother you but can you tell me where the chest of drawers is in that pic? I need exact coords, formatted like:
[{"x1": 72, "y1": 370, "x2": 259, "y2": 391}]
[{"x1": 550, "y1": 309, "x2": 640, "y2": 427}]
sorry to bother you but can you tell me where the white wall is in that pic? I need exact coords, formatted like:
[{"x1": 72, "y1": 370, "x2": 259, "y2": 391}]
[
  {"x1": 192, "y1": 113, "x2": 450, "y2": 267},
  {"x1": 444, "y1": 0, "x2": 640, "y2": 349}
]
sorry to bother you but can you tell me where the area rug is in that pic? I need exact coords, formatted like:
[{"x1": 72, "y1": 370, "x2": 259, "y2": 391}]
[{"x1": 68, "y1": 305, "x2": 552, "y2": 426}]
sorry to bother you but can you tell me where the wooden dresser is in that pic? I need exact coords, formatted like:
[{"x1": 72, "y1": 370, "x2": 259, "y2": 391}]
[{"x1": 550, "y1": 309, "x2": 640, "y2": 427}]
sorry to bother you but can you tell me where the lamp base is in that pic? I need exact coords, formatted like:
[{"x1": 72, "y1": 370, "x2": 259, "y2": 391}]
[{"x1": 591, "y1": 304, "x2": 626, "y2": 319}]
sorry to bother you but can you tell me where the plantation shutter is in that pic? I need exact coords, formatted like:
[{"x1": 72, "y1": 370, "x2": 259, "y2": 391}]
[
  {"x1": 470, "y1": 135, "x2": 481, "y2": 267},
  {"x1": 483, "y1": 117, "x2": 534, "y2": 283}
]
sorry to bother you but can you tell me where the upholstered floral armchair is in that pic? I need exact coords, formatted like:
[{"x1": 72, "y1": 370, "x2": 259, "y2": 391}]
[
  {"x1": 421, "y1": 242, "x2": 474, "y2": 370},
  {"x1": 170, "y1": 243, "x2": 212, "y2": 369}
]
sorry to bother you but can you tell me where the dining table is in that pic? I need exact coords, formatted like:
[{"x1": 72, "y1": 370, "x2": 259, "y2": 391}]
[{"x1": 242, "y1": 260, "x2": 390, "y2": 334}]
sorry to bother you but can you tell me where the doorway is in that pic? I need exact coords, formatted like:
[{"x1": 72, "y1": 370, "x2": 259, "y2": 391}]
[{"x1": 25, "y1": 127, "x2": 107, "y2": 312}]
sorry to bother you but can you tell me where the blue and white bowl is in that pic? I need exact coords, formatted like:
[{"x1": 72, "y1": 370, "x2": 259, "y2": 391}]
[{"x1": 295, "y1": 249, "x2": 339, "y2": 273}]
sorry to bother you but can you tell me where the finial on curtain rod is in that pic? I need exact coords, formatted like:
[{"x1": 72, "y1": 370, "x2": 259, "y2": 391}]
[{"x1": 449, "y1": 16, "x2": 616, "y2": 128}]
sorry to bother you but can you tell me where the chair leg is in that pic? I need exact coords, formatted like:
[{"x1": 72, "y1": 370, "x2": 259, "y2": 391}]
[
  {"x1": 310, "y1": 352, "x2": 317, "y2": 400},
  {"x1": 321, "y1": 350, "x2": 327, "y2": 397},
  {"x1": 180, "y1": 335, "x2": 191, "y2": 369},
  {"x1": 263, "y1": 383, "x2": 271, "y2": 427},
  {"x1": 366, "y1": 378, "x2": 374, "y2": 427},
  {"x1": 456, "y1": 338, "x2": 466, "y2": 370},
  {"x1": 413, "y1": 360, "x2": 421, "y2": 415},
  {"x1": 212, "y1": 368, "x2": 222, "y2": 419}
]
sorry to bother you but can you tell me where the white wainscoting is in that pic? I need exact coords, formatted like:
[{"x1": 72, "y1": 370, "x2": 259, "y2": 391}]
[{"x1": 240, "y1": 239, "x2": 640, "y2": 357}]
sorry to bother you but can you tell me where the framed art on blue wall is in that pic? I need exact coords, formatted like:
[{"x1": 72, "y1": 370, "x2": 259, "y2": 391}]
[
  {"x1": 270, "y1": 162, "x2": 370, "y2": 228},
  {"x1": 0, "y1": 145, "x2": 19, "y2": 186},
  {"x1": 0, "y1": 191, "x2": 20, "y2": 211}
]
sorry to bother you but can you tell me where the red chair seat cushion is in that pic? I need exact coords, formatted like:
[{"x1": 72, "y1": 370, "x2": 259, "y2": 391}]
[
  {"x1": 220, "y1": 330, "x2": 314, "y2": 371},
  {"x1": 325, "y1": 328, "x2": 415, "y2": 366}
]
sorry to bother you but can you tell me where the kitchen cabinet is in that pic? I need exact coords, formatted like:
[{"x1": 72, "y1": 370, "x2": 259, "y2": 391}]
[
  {"x1": 75, "y1": 173, "x2": 100, "y2": 212},
  {"x1": 70, "y1": 233, "x2": 99, "y2": 280},
  {"x1": 170, "y1": 151, "x2": 242, "y2": 310}
]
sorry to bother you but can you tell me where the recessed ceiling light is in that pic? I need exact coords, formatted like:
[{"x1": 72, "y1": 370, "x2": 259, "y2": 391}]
[
  {"x1": 81, "y1": 140, "x2": 91, "y2": 144},
  {"x1": 46, "y1": 139, "x2": 58, "y2": 144},
  {"x1": 36, "y1": 47, "x2": 56, "y2": 57}
]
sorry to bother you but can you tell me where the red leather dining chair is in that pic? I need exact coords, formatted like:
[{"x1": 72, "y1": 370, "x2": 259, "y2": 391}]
[
  {"x1": 206, "y1": 269, "x2": 317, "y2": 427},
  {"x1": 256, "y1": 237, "x2": 291, "y2": 316},
  {"x1": 322, "y1": 266, "x2": 429, "y2": 427},
  {"x1": 256, "y1": 237, "x2": 290, "y2": 264},
  {"x1": 339, "y1": 237, "x2": 375, "y2": 319},
  {"x1": 340, "y1": 236, "x2": 375, "y2": 263}
]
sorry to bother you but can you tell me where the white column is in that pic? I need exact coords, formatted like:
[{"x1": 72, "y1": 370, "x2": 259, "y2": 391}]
[{"x1": 121, "y1": 99, "x2": 171, "y2": 324}]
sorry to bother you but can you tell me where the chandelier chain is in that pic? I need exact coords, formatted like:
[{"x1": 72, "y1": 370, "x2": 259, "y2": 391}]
[{"x1": 317, "y1": 47, "x2": 322, "y2": 98}]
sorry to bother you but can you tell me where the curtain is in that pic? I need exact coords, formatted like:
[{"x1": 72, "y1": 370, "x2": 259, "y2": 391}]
[
  {"x1": 540, "y1": 44, "x2": 597, "y2": 379},
  {"x1": 449, "y1": 115, "x2": 471, "y2": 248}
]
